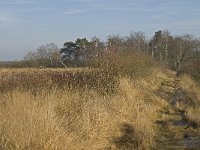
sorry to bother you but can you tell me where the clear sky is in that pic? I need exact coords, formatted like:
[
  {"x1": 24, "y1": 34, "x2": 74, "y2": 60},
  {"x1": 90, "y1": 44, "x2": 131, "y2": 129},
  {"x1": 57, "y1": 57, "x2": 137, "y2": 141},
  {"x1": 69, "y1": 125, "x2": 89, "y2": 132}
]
[{"x1": 0, "y1": 0, "x2": 200, "y2": 60}]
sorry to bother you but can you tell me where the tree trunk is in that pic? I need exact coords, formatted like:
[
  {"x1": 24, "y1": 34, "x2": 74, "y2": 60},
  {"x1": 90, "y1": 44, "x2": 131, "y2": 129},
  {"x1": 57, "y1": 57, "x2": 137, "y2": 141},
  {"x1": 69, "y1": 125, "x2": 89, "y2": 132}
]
[{"x1": 165, "y1": 43, "x2": 168, "y2": 64}]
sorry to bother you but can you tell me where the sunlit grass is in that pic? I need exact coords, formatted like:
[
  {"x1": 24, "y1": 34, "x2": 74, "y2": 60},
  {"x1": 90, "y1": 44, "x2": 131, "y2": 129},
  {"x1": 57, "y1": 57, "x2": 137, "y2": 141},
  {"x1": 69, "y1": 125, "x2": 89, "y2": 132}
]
[
  {"x1": 0, "y1": 54, "x2": 170, "y2": 149},
  {"x1": 179, "y1": 75, "x2": 200, "y2": 123}
]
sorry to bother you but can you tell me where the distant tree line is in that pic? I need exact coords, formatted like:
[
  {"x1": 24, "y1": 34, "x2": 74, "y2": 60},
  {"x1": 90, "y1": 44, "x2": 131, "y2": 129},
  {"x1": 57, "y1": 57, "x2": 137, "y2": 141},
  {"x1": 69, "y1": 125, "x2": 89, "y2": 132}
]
[{"x1": 1, "y1": 30, "x2": 200, "y2": 80}]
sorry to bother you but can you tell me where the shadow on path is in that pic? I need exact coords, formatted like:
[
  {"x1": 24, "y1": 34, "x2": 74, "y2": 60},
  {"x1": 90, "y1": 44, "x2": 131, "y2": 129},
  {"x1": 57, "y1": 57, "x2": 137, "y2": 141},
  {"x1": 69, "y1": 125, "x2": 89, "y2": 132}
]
[{"x1": 112, "y1": 123, "x2": 141, "y2": 150}]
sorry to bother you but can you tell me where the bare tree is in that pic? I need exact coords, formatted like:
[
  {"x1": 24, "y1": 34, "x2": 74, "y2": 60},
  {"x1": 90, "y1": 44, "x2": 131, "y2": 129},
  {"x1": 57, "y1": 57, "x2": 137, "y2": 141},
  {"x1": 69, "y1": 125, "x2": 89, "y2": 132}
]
[{"x1": 24, "y1": 43, "x2": 60, "y2": 67}]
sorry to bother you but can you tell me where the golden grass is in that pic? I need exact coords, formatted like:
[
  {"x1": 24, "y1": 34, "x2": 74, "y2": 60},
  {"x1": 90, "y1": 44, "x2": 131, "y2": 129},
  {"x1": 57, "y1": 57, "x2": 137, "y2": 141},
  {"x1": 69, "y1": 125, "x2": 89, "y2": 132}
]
[
  {"x1": 0, "y1": 51, "x2": 168, "y2": 149},
  {"x1": 179, "y1": 74, "x2": 200, "y2": 123},
  {"x1": 0, "y1": 67, "x2": 168, "y2": 150}
]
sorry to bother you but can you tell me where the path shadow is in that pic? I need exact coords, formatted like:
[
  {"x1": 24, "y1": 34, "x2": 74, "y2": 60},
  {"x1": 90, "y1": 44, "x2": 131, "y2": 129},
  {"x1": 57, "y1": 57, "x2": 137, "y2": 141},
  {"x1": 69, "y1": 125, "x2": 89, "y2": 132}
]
[{"x1": 112, "y1": 123, "x2": 141, "y2": 150}]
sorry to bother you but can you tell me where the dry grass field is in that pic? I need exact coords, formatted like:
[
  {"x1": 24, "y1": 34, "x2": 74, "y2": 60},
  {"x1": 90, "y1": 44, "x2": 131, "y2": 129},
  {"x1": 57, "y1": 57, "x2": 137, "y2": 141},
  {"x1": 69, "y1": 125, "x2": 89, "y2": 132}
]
[
  {"x1": 0, "y1": 65, "x2": 170, "y2": 150},
  {"x1": 1, "y1": 51, "x2": 200, "y2": 150}
]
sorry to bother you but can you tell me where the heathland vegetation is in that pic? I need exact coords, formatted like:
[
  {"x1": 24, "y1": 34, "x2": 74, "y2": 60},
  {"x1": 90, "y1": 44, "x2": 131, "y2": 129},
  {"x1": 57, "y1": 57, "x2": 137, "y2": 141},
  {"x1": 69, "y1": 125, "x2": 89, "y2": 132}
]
[{"x1": 0, "y1": 30, "x2": 200, "y2": 149}]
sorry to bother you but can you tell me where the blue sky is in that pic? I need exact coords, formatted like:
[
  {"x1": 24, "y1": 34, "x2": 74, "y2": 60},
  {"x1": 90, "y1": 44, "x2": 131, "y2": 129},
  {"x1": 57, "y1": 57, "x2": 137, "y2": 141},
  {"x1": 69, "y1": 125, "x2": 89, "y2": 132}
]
[{"x1": 0, "y1": 0, "x2": 200, "y2": 60}]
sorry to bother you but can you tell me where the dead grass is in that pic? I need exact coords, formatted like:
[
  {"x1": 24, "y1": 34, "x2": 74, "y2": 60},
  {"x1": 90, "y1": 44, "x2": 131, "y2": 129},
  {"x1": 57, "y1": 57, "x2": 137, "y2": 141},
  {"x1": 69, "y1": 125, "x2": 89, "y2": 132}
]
[
  {"x1": 0, "y1": 53, "x2": 169, "y2": 149},
  {"x1": 0, "y1": 68, "x2": 117, "y2": 95},
  {"x1": 179, "y1": 74, "x2": 200, "y2": 124},
  {"x1": 0, "y1": 66, "x2": 167, "y2": 150}
]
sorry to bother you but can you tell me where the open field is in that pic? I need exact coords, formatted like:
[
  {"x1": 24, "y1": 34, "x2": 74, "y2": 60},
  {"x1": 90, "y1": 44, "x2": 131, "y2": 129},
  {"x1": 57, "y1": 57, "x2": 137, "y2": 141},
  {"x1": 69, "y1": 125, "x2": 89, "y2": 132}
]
[
  {"x1": 1, "y1": 0, "x2": 200, "y2": 149},
  {"x1": 0, "y1": 66, "x2": 170, "y2": 150},
  {"x1": 0, "y1": 68, "x2": 112, "y2": 94},
  {"x1": 0, "y1": 65, "x2": 200, "y2": 149}
]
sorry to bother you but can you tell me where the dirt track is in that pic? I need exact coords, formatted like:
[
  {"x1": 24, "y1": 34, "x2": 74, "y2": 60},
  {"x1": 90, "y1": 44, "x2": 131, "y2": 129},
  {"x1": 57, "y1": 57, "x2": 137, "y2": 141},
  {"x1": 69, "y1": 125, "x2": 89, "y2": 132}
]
[{"x1": 156, "y1": 75, "x2": 200, "y2": 150}]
